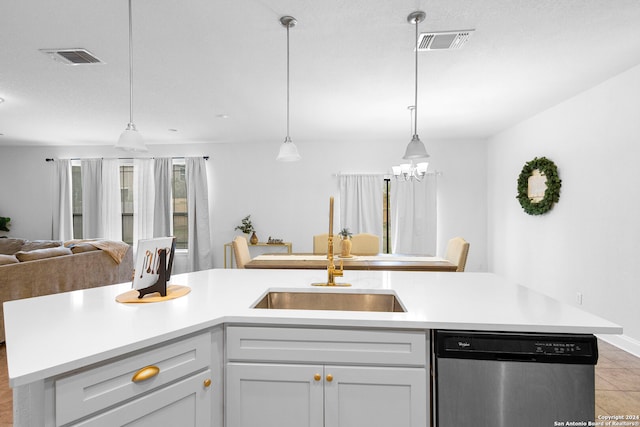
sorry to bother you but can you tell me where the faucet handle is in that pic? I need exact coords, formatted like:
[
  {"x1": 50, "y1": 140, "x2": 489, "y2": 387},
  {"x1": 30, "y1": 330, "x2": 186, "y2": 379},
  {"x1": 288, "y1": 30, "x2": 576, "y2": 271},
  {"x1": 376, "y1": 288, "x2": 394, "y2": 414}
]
[{"x1": 334, "y1": 260, "x2": 344, "y2": 277}]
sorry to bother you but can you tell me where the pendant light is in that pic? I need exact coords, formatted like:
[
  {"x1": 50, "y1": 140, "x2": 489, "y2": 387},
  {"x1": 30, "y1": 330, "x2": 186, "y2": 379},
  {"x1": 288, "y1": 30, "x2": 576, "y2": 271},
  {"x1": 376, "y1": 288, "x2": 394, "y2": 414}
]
[
  {"x1": 402, "y1": 11, "x2": 429, "y2": 160},
  {"x1": 116, "y1": 0, "x2": 147, "y2": 152},
  {"x1": 392, "y1": 106, "x2": 428, "y2": 181},
  {"x1": 276, "y1": 15, "x2": 301, "y2": 162}
]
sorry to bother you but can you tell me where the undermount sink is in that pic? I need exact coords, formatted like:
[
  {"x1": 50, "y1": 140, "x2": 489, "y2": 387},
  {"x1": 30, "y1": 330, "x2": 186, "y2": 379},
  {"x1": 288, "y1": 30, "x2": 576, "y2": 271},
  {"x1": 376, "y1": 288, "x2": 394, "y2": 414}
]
[{"x1": 252, "y1": 291, "x2": 406, "y2": 313}]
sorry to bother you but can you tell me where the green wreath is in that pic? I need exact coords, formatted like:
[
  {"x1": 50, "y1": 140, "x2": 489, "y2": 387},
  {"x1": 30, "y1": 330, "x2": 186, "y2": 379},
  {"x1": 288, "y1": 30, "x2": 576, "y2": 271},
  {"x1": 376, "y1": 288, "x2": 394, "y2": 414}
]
[{"x1": 516, "y1": 157, "x2": 561, "y2": 215}]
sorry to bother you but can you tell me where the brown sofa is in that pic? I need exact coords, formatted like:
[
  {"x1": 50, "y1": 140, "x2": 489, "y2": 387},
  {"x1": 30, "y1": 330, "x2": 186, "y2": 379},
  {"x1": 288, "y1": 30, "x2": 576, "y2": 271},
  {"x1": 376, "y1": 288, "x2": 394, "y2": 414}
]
[{"x1": 0, "y1": 238, "x2": 133, "y2": 343}]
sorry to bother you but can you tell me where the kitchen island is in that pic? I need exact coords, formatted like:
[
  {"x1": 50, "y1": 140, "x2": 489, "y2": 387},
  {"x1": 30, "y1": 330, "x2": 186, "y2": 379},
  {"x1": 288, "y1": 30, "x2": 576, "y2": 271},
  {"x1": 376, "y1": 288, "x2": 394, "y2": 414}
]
[{"x1": 4, "y1": 269, "x2": 622, "y2": 426}]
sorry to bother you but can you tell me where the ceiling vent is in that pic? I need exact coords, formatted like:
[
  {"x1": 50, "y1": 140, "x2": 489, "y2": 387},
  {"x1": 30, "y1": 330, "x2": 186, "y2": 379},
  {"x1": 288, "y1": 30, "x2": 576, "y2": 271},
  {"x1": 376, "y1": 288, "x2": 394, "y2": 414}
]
[
  {"x1": 39, "y1": 48, "x2": 103, "y2": 65},
  {"x1": 417, "y1": 30, "x2": 475, "y2": 51}
]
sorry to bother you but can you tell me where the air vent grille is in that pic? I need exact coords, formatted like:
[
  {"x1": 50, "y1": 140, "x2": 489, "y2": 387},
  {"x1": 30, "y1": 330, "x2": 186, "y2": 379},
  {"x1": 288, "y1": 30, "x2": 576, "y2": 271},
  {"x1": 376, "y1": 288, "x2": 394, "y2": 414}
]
[
  {"x1": 40, "y1": 49, "x2": 103, "y2": 65},
  {"x1": 417, "y1": 30, "x2": 475, "y2": 51}
]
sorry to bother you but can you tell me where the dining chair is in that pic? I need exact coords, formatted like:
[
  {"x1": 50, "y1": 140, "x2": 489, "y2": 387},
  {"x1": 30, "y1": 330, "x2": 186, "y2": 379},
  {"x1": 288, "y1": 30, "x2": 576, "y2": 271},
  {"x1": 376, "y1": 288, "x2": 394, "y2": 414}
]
[
  {"x1": 313, "y1": 234, "x2": 339, "y2": 254},
  {"x1": 232, "y1": 235, "x2": 251, "y2": 269},
  {"x1": 350, "y1": 233, "x2": 380, "y2": 255},
  {"x1": 444, "y1": 237, "x2": 470, "y2": 272}
]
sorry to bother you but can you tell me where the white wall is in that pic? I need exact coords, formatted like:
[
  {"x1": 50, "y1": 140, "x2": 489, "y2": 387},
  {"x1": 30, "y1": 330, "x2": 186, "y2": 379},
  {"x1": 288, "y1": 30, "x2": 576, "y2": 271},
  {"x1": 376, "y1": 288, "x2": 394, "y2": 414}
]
[
  {"x1": 0, "y1": 136, "x2": 488, "y2": 272},
  {"x1": 487, "y1": 63, "x2": 640, "y2": 353}
]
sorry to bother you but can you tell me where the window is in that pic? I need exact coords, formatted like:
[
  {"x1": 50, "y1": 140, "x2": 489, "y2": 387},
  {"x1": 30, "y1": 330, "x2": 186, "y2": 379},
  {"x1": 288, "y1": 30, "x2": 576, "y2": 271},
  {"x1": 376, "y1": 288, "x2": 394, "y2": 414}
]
[
  {"x1": 71, "y1": 160, "x2": 188, "y2": 248},
  {"x1": 172, "y1": 162, "x2": 187, "y2": 249},
  {"x1": 71, "y1": 164, "x2": 83, "y2": 239},
  {"x1": 120, "y1": 164, "x2": 134, "y2": 244}
]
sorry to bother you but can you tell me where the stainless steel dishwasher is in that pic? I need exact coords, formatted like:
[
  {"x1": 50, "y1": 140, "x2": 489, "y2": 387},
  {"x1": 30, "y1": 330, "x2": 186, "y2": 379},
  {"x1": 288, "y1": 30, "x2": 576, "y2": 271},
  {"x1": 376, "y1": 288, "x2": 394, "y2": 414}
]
[{"x1": 434, "y1": 330, "x2": 598, "y2": 427}]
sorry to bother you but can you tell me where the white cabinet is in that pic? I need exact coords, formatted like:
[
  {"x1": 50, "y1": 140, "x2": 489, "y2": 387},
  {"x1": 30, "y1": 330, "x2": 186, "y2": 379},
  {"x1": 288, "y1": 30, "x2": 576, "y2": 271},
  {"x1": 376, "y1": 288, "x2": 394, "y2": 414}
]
[
  {"x1": 227, "y1": 363, "x2": 427, "y2": 427},
  {"x1": 324, "y1": 365, "x2": 427, "y2": 427},
  {"x1": 51, "y1": 331, "x2": 217, "y2": 427},
  {"x1": 225, "y1": 326, "x2": 429, "y2": 427},
  {"x1": 226, "y1": 363, "x2": 324, "y2": 427}
]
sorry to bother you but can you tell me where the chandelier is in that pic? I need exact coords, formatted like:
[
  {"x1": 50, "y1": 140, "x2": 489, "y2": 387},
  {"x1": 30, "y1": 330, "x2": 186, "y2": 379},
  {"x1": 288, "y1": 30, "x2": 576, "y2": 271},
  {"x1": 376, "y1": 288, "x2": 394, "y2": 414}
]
[
  {"x1": 392, "y1": 105, "x2": 429, "y2": 181},
  {"x1": 392, "y1": 161, "x2": 429, "y2": 181}
]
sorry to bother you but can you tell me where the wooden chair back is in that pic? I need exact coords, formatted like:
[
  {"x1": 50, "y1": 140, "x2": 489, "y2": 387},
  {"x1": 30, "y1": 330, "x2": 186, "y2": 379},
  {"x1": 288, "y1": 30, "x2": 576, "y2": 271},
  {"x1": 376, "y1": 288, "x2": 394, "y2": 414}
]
[
  {"x1": 350, "y1": 233, "x2": 380, "y2": 255},
  {"x1": 444, "y1": 237, "x2": 470, "y2": 272},
  {"x1": 232, "y1": 235, "x2": 251, "y2": 269}
]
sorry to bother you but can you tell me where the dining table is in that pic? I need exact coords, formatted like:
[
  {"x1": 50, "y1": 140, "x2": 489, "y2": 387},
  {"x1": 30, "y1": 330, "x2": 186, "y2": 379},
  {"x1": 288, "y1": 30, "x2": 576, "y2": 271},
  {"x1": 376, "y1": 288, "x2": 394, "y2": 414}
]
[{"x1": 243, "y1": 253, "x2": 457, "y2": 272}]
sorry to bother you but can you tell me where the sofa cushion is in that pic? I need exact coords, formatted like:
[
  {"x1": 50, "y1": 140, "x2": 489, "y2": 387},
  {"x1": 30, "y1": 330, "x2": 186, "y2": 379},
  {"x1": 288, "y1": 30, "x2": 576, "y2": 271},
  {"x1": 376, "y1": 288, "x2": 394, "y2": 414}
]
[
  {"x1": 69, "y1": 243, "x2": 100, "y2": 254},
  {"x1": 21, "y1": 239, "x2": 63, "y2": 252},
  {"x1": 0, "y1": 254, "x2": 19, "y2": 265},
  {"x1": 15, "y1": 246, "x2": 72, "y2": 262},
  {"x1": 0, "y1": 238, "x2": 26, "y2": 255}
]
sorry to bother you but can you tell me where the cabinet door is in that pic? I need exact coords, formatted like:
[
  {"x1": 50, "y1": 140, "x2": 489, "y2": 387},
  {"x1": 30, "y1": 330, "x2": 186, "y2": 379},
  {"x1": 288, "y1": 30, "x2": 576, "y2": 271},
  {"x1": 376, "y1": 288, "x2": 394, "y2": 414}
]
[
  {"x1": 71, "y1": 370, "x2": 212, "y2": 427},
  {"x1": 324, "y1": 366, "x2": 428, "y2": 427},
  {"x1": 226, "y1": 363, "x2": 324, "y2": 427}
]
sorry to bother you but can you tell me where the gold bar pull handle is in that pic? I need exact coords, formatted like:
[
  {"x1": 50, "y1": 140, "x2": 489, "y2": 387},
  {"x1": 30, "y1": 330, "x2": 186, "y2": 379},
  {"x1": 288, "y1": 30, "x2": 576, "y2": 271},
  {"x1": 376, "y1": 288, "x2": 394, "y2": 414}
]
[{"x1": 131, "y1": 365, "x2": 160, "y2": 383}]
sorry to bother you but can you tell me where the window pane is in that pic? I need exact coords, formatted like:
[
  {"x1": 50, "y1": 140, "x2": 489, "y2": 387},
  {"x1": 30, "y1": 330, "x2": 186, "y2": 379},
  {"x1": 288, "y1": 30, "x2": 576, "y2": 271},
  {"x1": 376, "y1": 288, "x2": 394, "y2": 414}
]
[
  {"x1": 172, "y1": 163, "x2": 188, "y2": 249},
  {"x1": 120, "y1": 165, "x2": 134, "y2": 244},
  {"x1": 72, "y1": 165, "x2": 83, "y2": 239}
]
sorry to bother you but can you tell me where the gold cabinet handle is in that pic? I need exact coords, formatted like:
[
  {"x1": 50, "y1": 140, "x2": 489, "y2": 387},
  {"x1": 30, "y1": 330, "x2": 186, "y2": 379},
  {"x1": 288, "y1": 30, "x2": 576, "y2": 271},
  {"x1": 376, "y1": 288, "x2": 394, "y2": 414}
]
[
  {"x1": 131, "y1": 365, "x2": 160, "y2": 383},
  {"x1": 314, "y1": 373, "x2": 321, "y2": 381},
  {"x1": 326, "y1": 374, "x2": 333, "y2": 382},
  {"x1": 204, "y1": 378, "x2": 212, "y2": 388}
]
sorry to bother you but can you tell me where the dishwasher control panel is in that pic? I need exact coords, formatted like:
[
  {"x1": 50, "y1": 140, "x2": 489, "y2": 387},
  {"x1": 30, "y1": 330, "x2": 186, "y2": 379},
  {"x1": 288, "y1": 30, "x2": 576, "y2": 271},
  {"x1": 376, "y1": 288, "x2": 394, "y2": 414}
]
[{"x1": 435, "y1": 331, "x2": 598, "y2": 364}]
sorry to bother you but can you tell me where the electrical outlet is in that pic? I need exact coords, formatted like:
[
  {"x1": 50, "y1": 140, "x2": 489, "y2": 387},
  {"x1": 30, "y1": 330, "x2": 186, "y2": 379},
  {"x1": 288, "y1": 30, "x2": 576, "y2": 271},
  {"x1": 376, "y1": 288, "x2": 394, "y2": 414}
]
[{"x1": 577, "y1": 292, "x2": 583, "y2": 305}]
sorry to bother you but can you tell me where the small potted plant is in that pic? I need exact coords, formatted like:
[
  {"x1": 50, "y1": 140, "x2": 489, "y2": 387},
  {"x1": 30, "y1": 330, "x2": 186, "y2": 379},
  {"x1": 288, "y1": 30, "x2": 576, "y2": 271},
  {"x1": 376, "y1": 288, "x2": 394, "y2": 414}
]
[
  {"x1": 338, "y1": 227, "x2": 352, "y2": 257},
  {"x1": 0, "y1": 216, "x2": 10, "y2": 235},
  {"x1": 235, "y1": 215, "x2": 258, "y2": 244}
]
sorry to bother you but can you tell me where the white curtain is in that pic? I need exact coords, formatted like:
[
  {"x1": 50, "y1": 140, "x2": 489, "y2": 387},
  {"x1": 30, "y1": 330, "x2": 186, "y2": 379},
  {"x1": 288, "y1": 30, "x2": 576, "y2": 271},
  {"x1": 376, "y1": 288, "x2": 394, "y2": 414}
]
[
  {"x1": 186, "y1": 157, "x2": 212, "y2": 272},
  {"x1": 52, "y1": 159, "x2": 73, "y2": 241},
  {"x1": 339, "y1": 174, "x2": 383, "y2": 239},
  {"x1": 101, "y1": 159, "x2": 122, "y2": 241},
  {"x1": 133, "y1": 158, "x2": 154, "y2": 244},
  {"x1": 391, "y1": 174, "x2": 437, "y2": 255},
  {"x1": 81, "y1": 159, "x2": 103, "y2": 238},
  {"x1": 153, "y1": 158, "x2": 173, "y2": 238}
]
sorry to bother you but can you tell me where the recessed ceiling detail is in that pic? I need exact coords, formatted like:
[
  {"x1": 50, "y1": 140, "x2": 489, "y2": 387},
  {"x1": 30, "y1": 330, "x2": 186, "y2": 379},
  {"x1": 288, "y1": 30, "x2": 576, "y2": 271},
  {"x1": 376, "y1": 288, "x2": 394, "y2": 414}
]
[
  {"x1": 418, "y1": 30, "x2": 475, "y2": 50},
  {"x1": 39, "y1": 48, "x2": 103, "y2": 65}
]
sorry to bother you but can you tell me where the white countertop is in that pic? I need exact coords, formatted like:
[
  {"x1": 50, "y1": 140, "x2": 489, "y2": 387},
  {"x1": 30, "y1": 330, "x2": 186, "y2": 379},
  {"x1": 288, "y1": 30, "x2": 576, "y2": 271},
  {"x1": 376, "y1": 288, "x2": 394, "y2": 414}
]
[{"x1": 4, "y1": 269, "x2": 622, "y2": 387}]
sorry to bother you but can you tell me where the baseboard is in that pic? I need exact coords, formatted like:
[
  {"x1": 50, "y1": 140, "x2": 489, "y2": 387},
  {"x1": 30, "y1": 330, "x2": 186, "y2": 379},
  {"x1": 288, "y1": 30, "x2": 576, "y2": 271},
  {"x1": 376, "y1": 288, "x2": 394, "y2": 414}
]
[{"x1": 596, "y1": 333, "x2": 640, "y2": 358}]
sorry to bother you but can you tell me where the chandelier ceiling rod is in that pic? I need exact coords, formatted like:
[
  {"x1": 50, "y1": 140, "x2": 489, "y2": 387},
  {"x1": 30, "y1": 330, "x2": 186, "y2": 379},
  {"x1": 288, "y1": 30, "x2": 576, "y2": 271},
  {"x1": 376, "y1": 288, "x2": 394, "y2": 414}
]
[
  {"x1": 127, "y1": 0, "x2": 134, "y2": 126},
  {"x1": 413, "y1": 15, "x2": 419, "y2": 139}
]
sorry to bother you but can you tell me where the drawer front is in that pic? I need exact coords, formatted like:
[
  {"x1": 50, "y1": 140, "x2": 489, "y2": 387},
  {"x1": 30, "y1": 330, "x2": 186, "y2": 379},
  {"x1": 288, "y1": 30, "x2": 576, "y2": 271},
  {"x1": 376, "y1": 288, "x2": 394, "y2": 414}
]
[
  {"x1": 56, "y1": 332, "x2": 211, "y2": 426},
  {"x1": 226, "y1": 326, "x2": 426, "y2": 367},
  {"x1": 70, "y1": 370, "x2": 212, "y2": 427}
]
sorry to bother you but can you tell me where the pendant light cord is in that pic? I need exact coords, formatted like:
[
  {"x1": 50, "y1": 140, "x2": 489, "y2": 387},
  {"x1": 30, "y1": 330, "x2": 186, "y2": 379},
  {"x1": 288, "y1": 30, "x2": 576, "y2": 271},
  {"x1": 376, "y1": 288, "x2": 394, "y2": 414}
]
[{"x1": 128, "y1": 0, "x2": 134, "y2": 125}]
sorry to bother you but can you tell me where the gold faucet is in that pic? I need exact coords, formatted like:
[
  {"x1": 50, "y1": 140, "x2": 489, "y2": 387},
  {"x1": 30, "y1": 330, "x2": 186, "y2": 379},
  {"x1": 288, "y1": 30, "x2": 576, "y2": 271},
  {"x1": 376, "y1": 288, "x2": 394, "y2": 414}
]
[
  {"x1": 312, "y1": 197, "x2": 350, "y2": 287},
  {"x1": 326, "y1": 234, "x2": 346, "y2": 286}
]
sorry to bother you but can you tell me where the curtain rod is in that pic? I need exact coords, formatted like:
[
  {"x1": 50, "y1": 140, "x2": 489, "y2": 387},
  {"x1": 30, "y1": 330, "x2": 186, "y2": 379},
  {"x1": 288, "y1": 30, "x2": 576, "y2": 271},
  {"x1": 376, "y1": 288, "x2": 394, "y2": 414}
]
[
  {"x1": 46, "y1": 156, "x2": 209, "y2": 162},
  {"x1": 333, "y1": 171, "x2": 442, "y2": 177}
]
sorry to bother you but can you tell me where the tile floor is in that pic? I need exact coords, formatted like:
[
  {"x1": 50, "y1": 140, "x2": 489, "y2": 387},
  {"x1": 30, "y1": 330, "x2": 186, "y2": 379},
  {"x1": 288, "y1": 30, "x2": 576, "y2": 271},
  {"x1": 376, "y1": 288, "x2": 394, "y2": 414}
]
[
  {"x1": 594, "y1": 339, "x2": 640, "y2": 418},
  {"x1": 0, "y1": 340, "x2": 639, "y2": 425}
]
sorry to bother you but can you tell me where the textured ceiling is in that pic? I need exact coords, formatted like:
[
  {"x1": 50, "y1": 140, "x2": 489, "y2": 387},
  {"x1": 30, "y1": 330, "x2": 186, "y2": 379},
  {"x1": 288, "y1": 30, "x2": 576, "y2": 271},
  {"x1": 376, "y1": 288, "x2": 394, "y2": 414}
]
[{"x1": 1, "y1": 0, "x2": 640, "y2": 147}]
